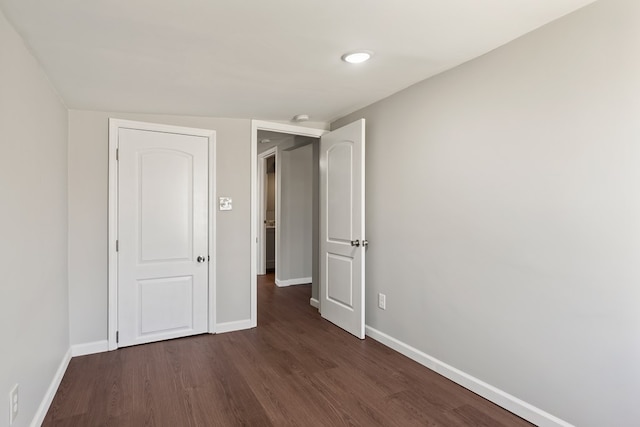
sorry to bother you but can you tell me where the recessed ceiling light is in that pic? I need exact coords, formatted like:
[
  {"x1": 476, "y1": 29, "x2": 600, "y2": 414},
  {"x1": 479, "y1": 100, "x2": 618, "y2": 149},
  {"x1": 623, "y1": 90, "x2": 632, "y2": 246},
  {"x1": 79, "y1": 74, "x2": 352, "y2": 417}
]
[{"x1": 341, "y1": 51, "x2": 373, "y2": 64}]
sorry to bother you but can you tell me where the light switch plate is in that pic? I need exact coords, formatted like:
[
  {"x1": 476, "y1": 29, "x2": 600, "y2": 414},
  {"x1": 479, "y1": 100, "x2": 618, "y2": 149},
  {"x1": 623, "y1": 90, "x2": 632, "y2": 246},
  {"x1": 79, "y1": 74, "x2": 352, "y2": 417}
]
[{"x1": 219, "y1": 197, "x2": 232, "y2": 211}]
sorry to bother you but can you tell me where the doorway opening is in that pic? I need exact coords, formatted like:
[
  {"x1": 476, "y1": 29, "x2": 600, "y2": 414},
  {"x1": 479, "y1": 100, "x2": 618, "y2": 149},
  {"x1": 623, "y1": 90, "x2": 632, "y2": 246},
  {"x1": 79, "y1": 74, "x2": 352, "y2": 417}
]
[
  {"x1": 251, "y1": 119, "x2": 367, "y2": 339},
  {"x1": 257, "y1": 130, "x2": 318, "y2": 285},
  {"x1": 257, "y1": 146, "x2": 278, "y2": 277},
  {"x1": 250, "y1": 121, "x2": 327, "y2": 327},
  {"x1": 264, "y1": 155, "x2": 276, "y2": 274}
]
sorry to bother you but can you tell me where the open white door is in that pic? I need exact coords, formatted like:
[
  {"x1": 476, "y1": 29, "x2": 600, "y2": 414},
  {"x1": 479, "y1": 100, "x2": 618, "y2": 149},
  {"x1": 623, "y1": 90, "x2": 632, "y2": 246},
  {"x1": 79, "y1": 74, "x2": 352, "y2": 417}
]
[
  {"x1": 320, "y1": 119, "x2": 366, "y2": 339},
  {"x1": 117, "y1": 127, "x2": 209, "y2": 347}
]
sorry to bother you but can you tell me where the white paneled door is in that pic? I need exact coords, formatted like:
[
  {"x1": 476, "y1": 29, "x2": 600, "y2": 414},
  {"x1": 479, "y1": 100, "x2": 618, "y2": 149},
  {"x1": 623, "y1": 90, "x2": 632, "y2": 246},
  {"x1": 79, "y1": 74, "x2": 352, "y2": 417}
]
[
  {"x1": 320, "y1": 119, "x2": 366, "y2": 339},
  {"x1": 117, "y1": 127, "x2": 209, "y2": 347}
]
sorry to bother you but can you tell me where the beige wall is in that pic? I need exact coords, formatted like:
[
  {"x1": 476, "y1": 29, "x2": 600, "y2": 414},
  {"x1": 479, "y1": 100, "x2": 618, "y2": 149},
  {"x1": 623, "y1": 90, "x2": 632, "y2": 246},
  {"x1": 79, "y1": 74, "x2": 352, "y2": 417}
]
[
  {"x1": 0, "y1": 9, "x2": 69, "y2": 427},
  {"x1": 334, "y1": 0, "x2": 640, "y2": 425},
  {"x1": 278, "y1": 144, "x2": 313, "y2": 282},
  {"x1": 68, "y1": 110, "x2": 252, "y2": 344}
]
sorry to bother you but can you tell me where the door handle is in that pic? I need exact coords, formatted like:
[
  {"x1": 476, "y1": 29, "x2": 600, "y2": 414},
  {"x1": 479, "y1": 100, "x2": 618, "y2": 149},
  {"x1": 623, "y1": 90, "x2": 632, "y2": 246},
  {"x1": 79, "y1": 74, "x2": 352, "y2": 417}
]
[
  {"x1": 362, "y1": 240, "x2": 368, "y2": 247},
  {"x1": 197, "y1": 256, "x2": 207, "y2": 263},
  {"x1": 350, "y1": 240, "x2": 360, "y2": 247}
]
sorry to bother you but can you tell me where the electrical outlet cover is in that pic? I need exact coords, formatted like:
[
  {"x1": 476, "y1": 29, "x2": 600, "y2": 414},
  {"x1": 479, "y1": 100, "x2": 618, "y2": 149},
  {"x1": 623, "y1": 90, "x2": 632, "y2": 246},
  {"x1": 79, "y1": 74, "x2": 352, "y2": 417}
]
[{"x1": 378, "y1": 293, "x2": 386, "y2": 310}]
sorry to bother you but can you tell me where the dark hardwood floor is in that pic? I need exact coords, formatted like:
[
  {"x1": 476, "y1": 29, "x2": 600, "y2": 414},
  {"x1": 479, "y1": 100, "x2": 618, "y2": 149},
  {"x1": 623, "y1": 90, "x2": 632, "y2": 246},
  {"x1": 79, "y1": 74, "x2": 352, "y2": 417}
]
[{"x1": 43, "y1": 274, "x2": 532, "y2": 426}]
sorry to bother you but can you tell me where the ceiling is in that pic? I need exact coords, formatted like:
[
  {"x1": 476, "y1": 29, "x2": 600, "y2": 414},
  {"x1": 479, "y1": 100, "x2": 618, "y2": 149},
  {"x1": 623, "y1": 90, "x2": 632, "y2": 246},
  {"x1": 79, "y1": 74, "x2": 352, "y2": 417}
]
[{"x1": 0, "y1": 0, "x2": 596, "y2": 122}]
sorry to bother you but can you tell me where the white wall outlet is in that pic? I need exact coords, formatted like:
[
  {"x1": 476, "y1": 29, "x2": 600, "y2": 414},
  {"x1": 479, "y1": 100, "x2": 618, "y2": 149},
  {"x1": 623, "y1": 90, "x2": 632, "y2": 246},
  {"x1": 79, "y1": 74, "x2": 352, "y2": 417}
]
[
  {"x1": 9, "y1": 384, "x2": 18, "y2": 425},
  {"x1": 219, "y1": 197, "x2": 232, "y2": 211},
  {"x1": 378, "y1": 293, "x2": 386, "y2": 310}
]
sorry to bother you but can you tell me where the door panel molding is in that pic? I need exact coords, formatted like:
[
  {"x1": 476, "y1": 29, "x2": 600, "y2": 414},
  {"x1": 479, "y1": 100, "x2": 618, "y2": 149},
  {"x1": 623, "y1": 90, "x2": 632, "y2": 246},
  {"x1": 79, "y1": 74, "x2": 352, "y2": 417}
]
[{"x1": 108, "y1": 119, "x2": 216, "y2": 350}]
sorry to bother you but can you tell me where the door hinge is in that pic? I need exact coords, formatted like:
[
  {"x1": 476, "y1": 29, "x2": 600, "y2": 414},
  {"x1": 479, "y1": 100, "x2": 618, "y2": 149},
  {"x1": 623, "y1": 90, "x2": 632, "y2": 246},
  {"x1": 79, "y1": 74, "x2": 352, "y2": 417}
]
[
  {"x1": 208, "y1": 255, "x2": 210, "y2": 262},
  {"x1": 116, "y1": 331, "x2": 119, "y2": 343},
  {"x1": 116, "y1": 240, "x2": 119, "y2": 252},
  {"x1": 116, "y1": 148, "x2": 119, "y2": 161}
]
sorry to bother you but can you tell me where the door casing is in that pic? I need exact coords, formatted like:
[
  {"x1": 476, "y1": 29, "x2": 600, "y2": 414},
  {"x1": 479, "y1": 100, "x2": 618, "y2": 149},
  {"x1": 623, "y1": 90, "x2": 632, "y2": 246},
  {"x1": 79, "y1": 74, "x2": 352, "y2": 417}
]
[{"x1": 108, "y1": 119, "x2": 217, "y2": 350}]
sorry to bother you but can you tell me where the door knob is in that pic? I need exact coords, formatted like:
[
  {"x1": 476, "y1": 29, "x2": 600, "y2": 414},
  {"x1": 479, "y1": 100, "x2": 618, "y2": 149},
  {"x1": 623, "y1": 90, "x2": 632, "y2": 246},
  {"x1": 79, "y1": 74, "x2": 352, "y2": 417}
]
[
  {"x1": 350, "y1": 240, "x2": 360, "y2": 247},
  {"x1": 197, "y1": 256, "x2": 206, "y2": 263},
  {"x1": 362, "y1": 240, "x2": 369, "y2": 247}
]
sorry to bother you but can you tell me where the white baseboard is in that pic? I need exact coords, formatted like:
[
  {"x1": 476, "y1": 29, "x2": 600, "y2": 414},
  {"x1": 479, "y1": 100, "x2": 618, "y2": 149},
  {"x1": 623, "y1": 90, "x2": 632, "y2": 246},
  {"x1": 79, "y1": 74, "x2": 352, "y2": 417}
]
[
  {"x1": 30, "y1": 348, "x2": 72, "y2": 427},
  {"x1": 364, "y1": 326, "x2": 573, "y2": 427},
  {"x1": 71, "y1": 340, "x2": 109, "y2": 357},
  {"x1": 275, "y1": 276, "x2": 312, "y2": 287},
  {"x1": 309, "y1": 297, "x2": 319, "y2": 309},
  {"x1": 216, "y1": 319, "x2": 254, "y2": 333}
]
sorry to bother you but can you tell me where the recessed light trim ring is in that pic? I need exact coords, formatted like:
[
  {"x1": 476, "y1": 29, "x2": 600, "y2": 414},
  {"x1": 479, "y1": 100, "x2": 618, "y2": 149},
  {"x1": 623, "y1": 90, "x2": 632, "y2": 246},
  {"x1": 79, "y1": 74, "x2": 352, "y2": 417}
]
[{"x1": 341, "y1": 50, "x2": 373, "y2": 64}]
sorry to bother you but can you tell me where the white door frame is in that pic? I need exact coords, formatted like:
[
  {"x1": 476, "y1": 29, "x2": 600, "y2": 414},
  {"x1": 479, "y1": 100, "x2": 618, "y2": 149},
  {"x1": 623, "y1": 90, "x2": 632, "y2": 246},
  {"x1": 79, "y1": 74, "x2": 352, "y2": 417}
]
[
  {"x1": 108, "y1": 119, "x2": 217, "y2": 351},
  {"x1": 257, "y1": 147, "x2": 278, "y2": 276},
  {"x1": 250, "y1": 120, "x2": 327, "y2": 327}
]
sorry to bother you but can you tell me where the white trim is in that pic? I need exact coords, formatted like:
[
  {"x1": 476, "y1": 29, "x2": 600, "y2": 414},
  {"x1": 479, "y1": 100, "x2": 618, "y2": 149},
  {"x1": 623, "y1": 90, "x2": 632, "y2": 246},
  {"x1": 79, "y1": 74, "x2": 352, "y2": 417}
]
[
  {"x1": 275, "y1": 277, "x2": 313, "y2": 287},
  {"x1": 108, "y1": 119, "x2": 217, "y2": 349},
  {"x1": 216, "y1": 319, "x2": 254, "y2": 334},
  {"x1": 108, "y1": 119, "x2": 118, "y2": 350},
  {"x1": 30, "y1": 348, "x2": 72, "y2": 427},
  {"x1": 71, "y1": 340, "x2": 109, "y2": 357},
  {"x1": 208, "y1": 124, "x2": 218, "y2": 334},
  {"x1": 251, "y1": 120, "x2": 328, "y2": 329},
  {"x1": 364, "y1": 326, "x2": 574, "y2": 427},
  {"x1": 309, "y1": 297, "x2": 319, "y2": 309},
  {"x1": 257, "y1": 147, "x2": 277, "y2": 276}
]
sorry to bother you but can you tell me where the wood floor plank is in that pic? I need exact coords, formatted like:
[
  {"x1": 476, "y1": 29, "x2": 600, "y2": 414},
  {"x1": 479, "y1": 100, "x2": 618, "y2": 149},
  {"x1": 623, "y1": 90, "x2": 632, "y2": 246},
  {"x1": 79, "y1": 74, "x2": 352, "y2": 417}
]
[{"x1": 43, "y1": 274, "x2": 532, "y2": 426}]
